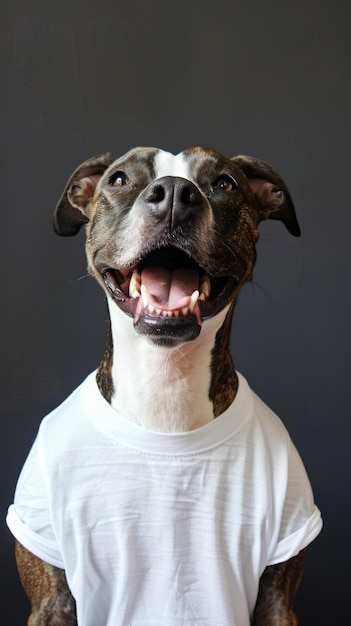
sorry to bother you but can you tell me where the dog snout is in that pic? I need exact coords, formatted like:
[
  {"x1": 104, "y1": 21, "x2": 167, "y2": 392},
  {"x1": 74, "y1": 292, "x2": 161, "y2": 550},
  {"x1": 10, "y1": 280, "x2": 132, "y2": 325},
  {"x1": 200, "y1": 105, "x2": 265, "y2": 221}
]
[{"x1": 143, "y1": 176, "x2": 204, "y2": 228}]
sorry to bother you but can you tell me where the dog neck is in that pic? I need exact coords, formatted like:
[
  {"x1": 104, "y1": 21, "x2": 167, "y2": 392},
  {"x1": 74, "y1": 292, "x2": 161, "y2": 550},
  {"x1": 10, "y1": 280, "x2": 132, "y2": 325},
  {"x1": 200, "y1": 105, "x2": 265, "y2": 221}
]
[{"x1": 97, "y1": 300, "x2": 237, "y2": 433}]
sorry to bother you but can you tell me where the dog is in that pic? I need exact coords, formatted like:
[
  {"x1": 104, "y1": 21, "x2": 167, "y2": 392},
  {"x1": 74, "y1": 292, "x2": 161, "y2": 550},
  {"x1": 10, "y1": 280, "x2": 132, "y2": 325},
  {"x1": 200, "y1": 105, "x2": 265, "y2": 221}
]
[{"x1": 8, "y1": 147, "x2": 322, "y2": 625}]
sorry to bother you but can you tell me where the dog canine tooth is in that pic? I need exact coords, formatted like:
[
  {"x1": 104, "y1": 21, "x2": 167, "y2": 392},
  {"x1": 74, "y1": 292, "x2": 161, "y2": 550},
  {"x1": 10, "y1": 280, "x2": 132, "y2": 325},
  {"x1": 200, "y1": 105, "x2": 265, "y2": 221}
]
[
  {"x1": 129, "y1": 270, "x2": 141, "y2": 298},
  {"x1": 199, "y1": 275, "x2": 211, "y2": 301},
  {"x1": 189, "y1": 290, "x2": 199, "y2": 313}
]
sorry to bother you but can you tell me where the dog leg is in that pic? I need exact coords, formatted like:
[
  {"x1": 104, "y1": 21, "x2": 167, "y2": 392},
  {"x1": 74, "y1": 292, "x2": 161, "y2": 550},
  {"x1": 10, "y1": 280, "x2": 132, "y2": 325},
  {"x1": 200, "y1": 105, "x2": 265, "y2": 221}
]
[
  {"x1": 253, "y1": 549, "x2": 306, "y2": 625},
  {"x1": 15, "y1": 541, "x2": 77, "y2": 626}
]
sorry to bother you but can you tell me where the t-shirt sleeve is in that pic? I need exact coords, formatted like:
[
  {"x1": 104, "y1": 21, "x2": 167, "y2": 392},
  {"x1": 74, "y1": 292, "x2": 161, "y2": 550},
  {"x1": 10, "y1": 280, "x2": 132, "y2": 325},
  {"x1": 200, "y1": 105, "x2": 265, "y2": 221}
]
[
  {"x1": 6, "y1": 435, "x2": 65, "y2": 569},
  {"x1": 267, "y1": 437, "x2": 322, "y2": 565}
]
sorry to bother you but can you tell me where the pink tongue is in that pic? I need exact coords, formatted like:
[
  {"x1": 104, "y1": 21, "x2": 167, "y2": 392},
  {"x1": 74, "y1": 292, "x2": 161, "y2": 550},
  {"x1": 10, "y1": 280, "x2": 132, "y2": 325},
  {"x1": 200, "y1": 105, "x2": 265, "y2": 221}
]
[{"x1": 141, "y1": 267, "x2": 199, "y2": 311}]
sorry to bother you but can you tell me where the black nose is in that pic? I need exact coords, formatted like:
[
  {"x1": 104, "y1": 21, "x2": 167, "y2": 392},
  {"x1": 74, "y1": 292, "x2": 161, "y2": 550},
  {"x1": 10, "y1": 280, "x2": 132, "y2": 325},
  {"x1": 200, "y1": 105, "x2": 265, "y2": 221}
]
[{"x1": 143, "y1": 176, "x2": 204, "y2": 228}]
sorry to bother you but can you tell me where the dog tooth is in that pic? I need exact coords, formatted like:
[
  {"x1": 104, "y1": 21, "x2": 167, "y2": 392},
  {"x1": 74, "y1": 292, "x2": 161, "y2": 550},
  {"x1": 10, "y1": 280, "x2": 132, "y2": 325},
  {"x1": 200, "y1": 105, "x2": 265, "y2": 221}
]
[
  {"x1": 199, "y1": 275, "x2": 211, "y2": 300},
  {"x1": 173, "y1": 310, "x2": 180, "y2": 317},
  {"x1": 148, "y1": 304, "x2": 156, "y2": 315},
  {"x1": 129, "y1": 270, "x2": 141, "y2": 297},
  {"x1": 189, "y1": 290, "x2": 199, "y2": 313},
  {"x1": 182, "y1": 306, "x2": 189, "y2": 316},
  {"x1": 156, "y1": 308, "x2": 162, "y2": 316}
]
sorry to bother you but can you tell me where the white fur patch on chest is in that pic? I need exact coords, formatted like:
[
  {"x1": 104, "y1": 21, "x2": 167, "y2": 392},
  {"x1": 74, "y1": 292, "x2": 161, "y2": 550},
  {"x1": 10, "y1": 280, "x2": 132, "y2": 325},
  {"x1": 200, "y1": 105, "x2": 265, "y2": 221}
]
[{"x1": 154, "y1": 150, "x2": 193, "y2": 181}]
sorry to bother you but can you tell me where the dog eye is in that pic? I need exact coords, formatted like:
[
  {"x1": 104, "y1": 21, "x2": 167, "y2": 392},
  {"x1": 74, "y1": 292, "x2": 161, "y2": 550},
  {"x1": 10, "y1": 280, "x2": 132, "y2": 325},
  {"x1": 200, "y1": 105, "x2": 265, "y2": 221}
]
[
  {"x1": 109, "y1": 171, "x2": 131, "y2": 187},
  {"x1": 213, "y1": 174, "x2": 238, "y2": 192}
]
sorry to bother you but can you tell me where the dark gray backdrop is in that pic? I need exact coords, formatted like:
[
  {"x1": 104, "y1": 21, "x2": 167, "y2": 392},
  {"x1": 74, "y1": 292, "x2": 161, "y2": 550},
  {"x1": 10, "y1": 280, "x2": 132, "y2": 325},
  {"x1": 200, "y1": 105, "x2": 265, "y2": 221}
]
[{"x1": 1, "y1": 0, "x2": 350, "y2": 623}]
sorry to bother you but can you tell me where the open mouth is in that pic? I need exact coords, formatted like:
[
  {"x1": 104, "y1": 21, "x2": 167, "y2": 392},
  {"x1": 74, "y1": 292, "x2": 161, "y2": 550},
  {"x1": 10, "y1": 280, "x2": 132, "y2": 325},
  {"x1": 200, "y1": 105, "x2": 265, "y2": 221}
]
[{"x1": 97, "y1": 247, "x2": 242, "y2": 327}]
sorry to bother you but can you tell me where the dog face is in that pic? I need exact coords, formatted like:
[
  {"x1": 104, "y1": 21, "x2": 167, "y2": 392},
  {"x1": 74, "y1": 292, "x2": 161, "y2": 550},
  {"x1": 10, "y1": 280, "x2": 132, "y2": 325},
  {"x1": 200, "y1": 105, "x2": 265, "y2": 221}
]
[{"x1": 54, "y1": 147, "x2": 300, "y2": 347}]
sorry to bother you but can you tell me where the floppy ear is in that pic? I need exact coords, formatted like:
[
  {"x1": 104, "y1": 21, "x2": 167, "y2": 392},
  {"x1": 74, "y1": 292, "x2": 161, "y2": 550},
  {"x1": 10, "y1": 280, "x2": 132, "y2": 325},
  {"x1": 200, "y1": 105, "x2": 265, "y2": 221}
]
[
  {"x1": 231, "y1": 155, "x2": 301, "y2": 236},
  {"x1": 53, "y1": 152, "x2": 116, "y2": 236}
]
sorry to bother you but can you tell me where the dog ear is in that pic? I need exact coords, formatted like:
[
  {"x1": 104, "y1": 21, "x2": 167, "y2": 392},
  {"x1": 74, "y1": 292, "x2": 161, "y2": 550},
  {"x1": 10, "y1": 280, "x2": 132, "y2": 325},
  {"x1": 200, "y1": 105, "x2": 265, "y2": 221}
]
[
  {"x1": 54, "y1": 152, "x2": 116, "y2": 236},
  {"x1": 231, "y1": 155, "x2": 301, "y2": 236}
]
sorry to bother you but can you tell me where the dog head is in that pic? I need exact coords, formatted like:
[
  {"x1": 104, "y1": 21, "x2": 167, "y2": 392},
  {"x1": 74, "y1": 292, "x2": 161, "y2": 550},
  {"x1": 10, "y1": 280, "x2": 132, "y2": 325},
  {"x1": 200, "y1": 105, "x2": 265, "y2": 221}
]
[{"x1": 54, "y1": 147, "x2": 300, "y2": 347}]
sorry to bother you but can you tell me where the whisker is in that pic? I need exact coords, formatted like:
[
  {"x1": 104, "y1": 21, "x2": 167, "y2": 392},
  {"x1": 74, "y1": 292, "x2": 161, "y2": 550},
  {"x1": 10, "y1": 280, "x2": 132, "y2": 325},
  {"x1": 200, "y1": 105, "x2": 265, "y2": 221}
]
[
  {"x1": 210, "y1": 225, "x2": 240, "y2": 261},
  {"x1": 67, "y1": 274, "x2": 90, "y2": 285},
  {"x1": 221, "y1": 240, "x2": 238, "y2": 260},
  {"x1": 249, "y1": 280, "x2": 276, "y2": 309}
]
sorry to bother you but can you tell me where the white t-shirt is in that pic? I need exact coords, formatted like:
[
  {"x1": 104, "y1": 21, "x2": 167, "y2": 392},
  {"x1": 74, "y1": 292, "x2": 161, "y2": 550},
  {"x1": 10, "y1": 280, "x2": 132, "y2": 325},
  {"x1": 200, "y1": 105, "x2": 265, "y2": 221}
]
[{"x1": 7, "y1": 371, "x2": 322, "y2": 626}]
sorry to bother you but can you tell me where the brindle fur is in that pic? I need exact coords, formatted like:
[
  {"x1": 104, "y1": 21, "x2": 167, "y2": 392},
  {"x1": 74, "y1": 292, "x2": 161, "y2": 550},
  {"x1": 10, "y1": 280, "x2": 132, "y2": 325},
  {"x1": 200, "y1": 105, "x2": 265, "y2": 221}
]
[
  {"x1": 210, "y1": 302, "x2": 238, "y2": 417},
  {"x1": 15, "y1": 541, "x2": 77, "y2": 626},
  {"x1": 96, "y1": 307, "x2": 114, "y2": 403},
  {"x1": 253, "y1": 549, "x2": 307, "y2": 625}
]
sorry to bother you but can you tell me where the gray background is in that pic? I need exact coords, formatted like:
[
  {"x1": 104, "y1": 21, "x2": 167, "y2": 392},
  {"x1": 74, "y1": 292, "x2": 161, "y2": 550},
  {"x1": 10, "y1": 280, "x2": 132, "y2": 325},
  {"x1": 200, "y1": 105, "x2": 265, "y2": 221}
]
[{"x1": 1, "y1": 0, "x2": 350, "y2": 623}]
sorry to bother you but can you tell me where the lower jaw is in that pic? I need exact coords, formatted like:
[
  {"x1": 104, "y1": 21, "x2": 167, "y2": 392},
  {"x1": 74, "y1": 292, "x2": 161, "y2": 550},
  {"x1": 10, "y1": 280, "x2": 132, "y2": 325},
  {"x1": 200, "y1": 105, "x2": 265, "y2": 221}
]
[{"x1": 133, "y1": 313, "x2": 202, "y2": 347}]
